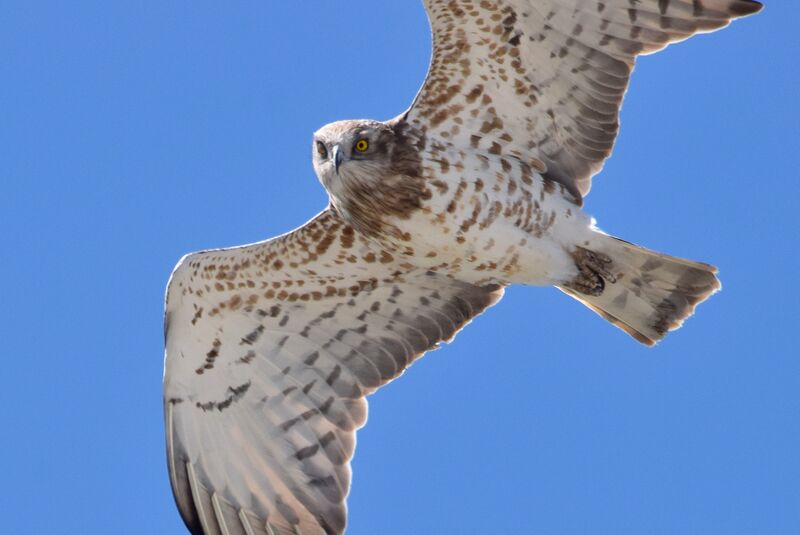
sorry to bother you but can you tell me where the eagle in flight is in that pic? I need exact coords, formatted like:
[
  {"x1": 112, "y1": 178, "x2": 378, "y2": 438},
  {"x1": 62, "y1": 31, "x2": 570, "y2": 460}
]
[{"x1": 163, "y1": 1, "x2": 762, "y2": 533}]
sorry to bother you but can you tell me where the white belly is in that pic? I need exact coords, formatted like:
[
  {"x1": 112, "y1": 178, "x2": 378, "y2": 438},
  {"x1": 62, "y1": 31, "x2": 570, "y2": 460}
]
[{"x1": 383, "y1": 148, "x2": 592, "y2": 286}]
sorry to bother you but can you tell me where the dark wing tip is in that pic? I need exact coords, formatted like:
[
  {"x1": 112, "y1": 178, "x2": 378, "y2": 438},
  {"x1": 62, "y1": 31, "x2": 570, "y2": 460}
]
[
  {"x1": 731, "y1": 0, "x2": 764, "y2": 16},
  {"x1": 169, "y1": 461, "x2": 205, "y2": 535}
]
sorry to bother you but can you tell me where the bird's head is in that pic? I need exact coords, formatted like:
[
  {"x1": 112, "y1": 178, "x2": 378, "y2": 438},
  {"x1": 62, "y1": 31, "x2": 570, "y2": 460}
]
[
  {"x1": 311, "y1": 119, "x2": 398, "y2": 196},
  {"x1": 311, "y1": 118, "x2": 427, "y2": 236}
]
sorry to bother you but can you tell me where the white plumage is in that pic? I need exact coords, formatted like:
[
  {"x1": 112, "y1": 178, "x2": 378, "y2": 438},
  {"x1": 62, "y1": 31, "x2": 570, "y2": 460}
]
[{"x1": 163, "y1": 1, "x2": 761, "y2": 533}]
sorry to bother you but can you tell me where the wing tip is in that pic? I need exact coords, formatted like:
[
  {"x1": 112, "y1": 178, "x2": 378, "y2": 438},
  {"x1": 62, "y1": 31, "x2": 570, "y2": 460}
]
[{"x1": 731, "y1": 0, "x2": 764, "y2": 17}]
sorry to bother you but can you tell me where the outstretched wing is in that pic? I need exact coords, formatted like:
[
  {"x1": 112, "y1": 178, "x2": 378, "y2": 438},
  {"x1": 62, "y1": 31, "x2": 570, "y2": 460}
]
[
  {"x1": 405, "y1": 0, "x2": 762, "y2": 199},
  {"x1": 164, "y1": 209, "x2": 503, "y2": 535}
]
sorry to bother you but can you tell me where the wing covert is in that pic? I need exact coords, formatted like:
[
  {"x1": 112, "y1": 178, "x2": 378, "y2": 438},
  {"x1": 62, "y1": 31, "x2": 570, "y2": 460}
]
[
  {"x1": 163, "y1": 209, "x2": 503, "y2": 535},
  {"x1": 405, "y1": 0, "x2": 762, "y2": 199}
]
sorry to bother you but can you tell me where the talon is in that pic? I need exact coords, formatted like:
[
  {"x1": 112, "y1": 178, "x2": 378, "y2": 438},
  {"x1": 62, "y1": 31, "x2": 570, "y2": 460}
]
[{"x1": 568, "y1": 247, "x2": 616, "y2": 296}]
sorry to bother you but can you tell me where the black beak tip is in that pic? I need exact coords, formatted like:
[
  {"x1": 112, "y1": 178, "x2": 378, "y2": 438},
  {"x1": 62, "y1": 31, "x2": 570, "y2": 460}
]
[{"x1": 333, "y1": 145, "x2": 344, "y2": 174}]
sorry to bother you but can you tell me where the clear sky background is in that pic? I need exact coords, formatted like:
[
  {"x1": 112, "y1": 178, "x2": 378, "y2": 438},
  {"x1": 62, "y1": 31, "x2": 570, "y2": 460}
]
[{"x1": 1, "y1": 2, "x2": 797, "y2": 534}]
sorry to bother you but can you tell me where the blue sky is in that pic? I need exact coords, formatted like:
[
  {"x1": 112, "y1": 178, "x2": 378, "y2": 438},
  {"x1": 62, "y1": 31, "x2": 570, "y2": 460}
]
[{"x1": 1, "y1": 2, "x2": 797, "y2": 534}]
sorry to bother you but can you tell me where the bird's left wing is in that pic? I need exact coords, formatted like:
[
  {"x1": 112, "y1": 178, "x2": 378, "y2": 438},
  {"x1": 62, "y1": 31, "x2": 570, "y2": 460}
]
[
  {"x1": 404, "y1": 0, "x2": 762, "y2": 200},
  {"x1": 164, "y1": 209, "x2": 504, "y2": 535}
]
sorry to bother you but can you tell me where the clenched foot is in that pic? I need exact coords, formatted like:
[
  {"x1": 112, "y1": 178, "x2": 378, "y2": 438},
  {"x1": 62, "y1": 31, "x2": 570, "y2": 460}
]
[{"x1": 566, "y1": 247, "x2": 617, "y2": 296}]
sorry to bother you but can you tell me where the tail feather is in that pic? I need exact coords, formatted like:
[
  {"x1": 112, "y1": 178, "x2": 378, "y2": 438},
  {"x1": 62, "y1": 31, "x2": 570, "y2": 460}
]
[{"x1": 560, "y1": 235, "x2": 721, "y2": 346}]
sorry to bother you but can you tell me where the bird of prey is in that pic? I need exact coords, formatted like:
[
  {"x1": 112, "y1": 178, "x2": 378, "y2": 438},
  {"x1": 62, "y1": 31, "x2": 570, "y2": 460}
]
[{"x1": 163, "y1": 1, "x2": 762, "y2": 533}]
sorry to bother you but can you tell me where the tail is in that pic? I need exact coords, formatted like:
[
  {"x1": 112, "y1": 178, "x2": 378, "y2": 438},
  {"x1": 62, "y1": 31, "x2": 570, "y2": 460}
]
[{"x1": 560, "y1": 234, "x2": 721, "y2": 346}]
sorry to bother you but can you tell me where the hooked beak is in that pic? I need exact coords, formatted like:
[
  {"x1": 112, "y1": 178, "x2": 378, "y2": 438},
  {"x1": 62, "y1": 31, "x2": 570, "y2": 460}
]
[{"x1": 333, "y1": 145, "x2": 344, "y2": 174}]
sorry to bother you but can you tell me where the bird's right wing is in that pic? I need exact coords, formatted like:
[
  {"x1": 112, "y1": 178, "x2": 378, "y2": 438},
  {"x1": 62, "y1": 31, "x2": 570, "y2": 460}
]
[{"x1": 164, "y1": 209, "x2": 504, "y2": 535}]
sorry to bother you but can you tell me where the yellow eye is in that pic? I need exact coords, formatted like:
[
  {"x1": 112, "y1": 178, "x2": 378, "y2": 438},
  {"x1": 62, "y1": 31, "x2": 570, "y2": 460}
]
[
  {"x1": 316, "y1": 141, "x2": 328, "y2": 159},
  {"x1": 354, "y1": 139, "x2": 369, "y2": 153}
]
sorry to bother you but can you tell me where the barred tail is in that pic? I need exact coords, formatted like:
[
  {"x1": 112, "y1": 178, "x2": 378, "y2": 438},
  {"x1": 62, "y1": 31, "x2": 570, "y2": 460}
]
[{"x1": 561, "y1": 235, "x2": 721, "y2": 346}]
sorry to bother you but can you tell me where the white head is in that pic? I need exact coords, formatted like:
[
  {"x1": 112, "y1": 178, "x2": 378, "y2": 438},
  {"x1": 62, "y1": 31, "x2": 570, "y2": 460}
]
[
  {"x1": 310, "y1": 118, "x2": 427, "y2": 235},
  {"x1": 311, "y1": 119, "x2": 398, "y2": 194}
]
